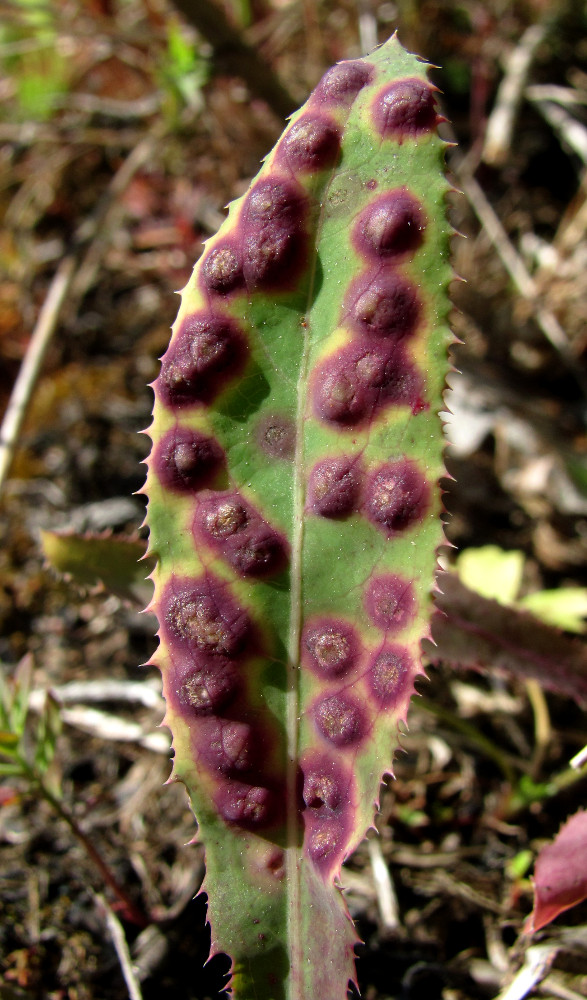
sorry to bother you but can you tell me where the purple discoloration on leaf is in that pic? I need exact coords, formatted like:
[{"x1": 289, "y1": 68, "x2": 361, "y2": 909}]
[
  {"x1": 353, "y1": 188, "x2": 426, "y2": 261},
  {"x1": 168, "y1": 655, "x2": 240, "y2": 717},
  {"x1": 347, "y1": 269, "x2": 421, "y2": 341},
  {"x1": 372, "y1": 77, "x2": 439, "y2": 139},
  {"x1": 302, "y1": 754, "x2": 355, "y2": 873},
  {"x1": 154, "y1": 426, "x2": 224, "y2": 493},
  {"x1": 306, "y1": 817, "x2": 350, "y2": 872},
  {"x1": 195, "y1": 495, "x2": 288, "y2": 578},
  {"x1": 313, "y1": 60, "x2": 374, "y2": 106},
  {"x1": 314, "y1": 693, "x2": 368, "y2": 747},
  {"x1": 216, "y1": 780, "x2": 275, "y2": 828},
  {"x1": 279, "y1": 115, "x2": 341, "y2": 172},
  {"x1": 307, "y1": 456, "x2": 362, "y2": 517},
  {"x1": 301, "y1": 753, "x2": 353, "y2": 812},
  {"x1": 256, "y1": 413, "x2": 295, "y2": 459},
  {"x1": 314, "y1": 341, "x2": 421, "y2": 426},
  {"x1": 303, "y1": 618, "x2": 359, "y2": 678},
  {"x1": 364, "y1": 458, "x2": 430, "y2": 533},
  {"x1": 364, "y1": 574, "x2": 416, "y2": 632},
  {"x1": 198, "y1": 492, "x2": 249, "y2": 540},
  {"x1": 198, "y1": 718, "x2": 257, "y2": 776},
  {"x1": 241, "y1": 178, "x2": 309, "y2": 289},
  {"x1": 161, "y1": 575, "x2": 251, "y2": 657},
  {"x1": 368, "y1": 645, "x2": 412, "y2": 707},
  {"x1": 225, "y1": 524, "x2": 288, "y2": 578},
  {"x1": 201, "y1": 241, "x2": 244, "y2": 295},
  {"x1": 157, "y1": 313, "x2": 246, "y2": 408}
]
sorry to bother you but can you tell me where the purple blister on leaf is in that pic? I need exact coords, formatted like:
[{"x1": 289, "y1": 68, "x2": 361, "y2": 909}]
[
  {"x1": 353, "y1": 188, "x2": 426, "y2": 261},
  {"x1": 364, "y1": 574, "x2": 416, "y2": 633},
  {"x1": 216, "y1": 780, "x2": 276, "y2": 829},
  {"x1": 198, "y1": 718, "x2": 257, "y2": 776},
  {"x1": 154, "y1": 426, "x2": 224, "y2": 494},
  {"x1": 241, "y1": 178, "x2": 308, "y2": 289},
  {"x1": 225, "y1": 524, "x2": 288, "y2": 578},
  {"x1": 314, "y1": 693, "x2": 368, "y2": 747},
  {"x1": 307, "y1": 456, "x2": 362, "y2": 517},
  {"x1": 314, "y1": 341, "x2": 421, "y2": 426},
  {"x1": 372, "y1": 77, "x2": 439, "y2": 139},
  {"x1": 367, "y1": 644, "x2": 412, "y2": 708},
  {"x1": 364, "y1": 458, "x2": 430, "y2": 533},
  {"x1": 347, "y1": 269, "x2": 421, "y2": 341},
  {"x1": 157, "y1": 312, "x2": 246, "y2": 408},
  {"x1": 168, "y1": 655, "x2": 239, "y2": 717},
  {"x1": 201, "y1": 241, "x2": 244, "y2": 295},
  {"x1": 301, "y1": 753, "x2": 353, "y2": 813},
  {"x1": 279, "y1": 115, "x2": 341, "y2": 172},
  {"x1": 303, "y1": 618, "x2": 359, "y2": 678},
  {"x1": 161, "y1": 575, "x2": 251, "y2": 658},
  {"x1": 313, "y1": 60, "x2": 374, "y2": 106}
]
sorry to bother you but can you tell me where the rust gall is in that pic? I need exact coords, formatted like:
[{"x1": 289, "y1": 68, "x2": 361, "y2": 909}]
[
  {"x1": 364, "y1": 459, "x2": 430, "y2": 534},
  {"x1": 154, "y1": 426, "x2": 224, "y2": 494},
  {"x1": 307, "y1": 456, "x2": 361, "y2": 517},
  {"x1": 158, "y1": 312, "x2": 246, "y2": 408},
  {"x1": 364, "y1": 574, "x2": 416, "y2": 633},
  {"x1": 368, "y1": 645, "x2": 412, "y2": 708},
  {"x1": 303, "y1": 618, "x2": 358, "y2": 678},
  {"x1": 314, "y1": 60, "x2": 374, "y2": 105},
  {"x1": 314, "y1": 693, "x2": 367, "y2": 747},
  {"x1": 353, "y1": 188, "x2": 426, "y2": 261},
  {"x1": 373, "y1": 77, "x2": 438, "y2": 139}
]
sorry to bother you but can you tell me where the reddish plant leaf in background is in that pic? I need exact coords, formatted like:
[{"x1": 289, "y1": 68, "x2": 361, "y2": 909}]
[
  {"x1": 426, "y1": 573, "x2": 587, "y2": 704},
  {"x1": 529, "y1": 810, "x2": 587, "y2": 932}
]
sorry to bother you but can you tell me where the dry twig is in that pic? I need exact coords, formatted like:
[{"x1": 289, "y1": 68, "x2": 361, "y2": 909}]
[
  {"x1": 97, "y1": 894, "x2": 145, "y2": 1000},
  {"x1": 368, "y1": 835, "x2": 400, "y2": 931},
  {"x1": 483, "y1": 24, "x2": 547, "y2": 167}
]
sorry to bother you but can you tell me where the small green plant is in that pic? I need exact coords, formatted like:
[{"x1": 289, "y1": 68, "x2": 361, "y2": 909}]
[
  {"x1": 159, "y1": 18, "x2": 209, "y2": 118},
  {"x1": 0, "y1": 2, "x2": 70, "y2": 121},
  {"x1": 0, "y1": 654, "x2": 62, "y2": 795},
  {"x1": 0, "y1": 655, "x2": 147, "y2": 927},
  {"x1": 145, "y1": 34, "x2": 452, "y2": 999}
]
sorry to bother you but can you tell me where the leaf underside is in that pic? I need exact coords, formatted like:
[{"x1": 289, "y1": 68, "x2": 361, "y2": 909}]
[{"x1": 144, "y1": 35, "x2": 452, "y2": 1000}]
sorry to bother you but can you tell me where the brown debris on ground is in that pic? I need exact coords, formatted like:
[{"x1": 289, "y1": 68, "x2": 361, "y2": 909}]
[{"x1": 1, "y1": 2, "x2": 587, "y2": 998}]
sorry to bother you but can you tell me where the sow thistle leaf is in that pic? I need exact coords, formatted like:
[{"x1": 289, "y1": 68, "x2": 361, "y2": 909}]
[{"x1": 145, "y1": 35, "x2": 452, "y2": 1000}]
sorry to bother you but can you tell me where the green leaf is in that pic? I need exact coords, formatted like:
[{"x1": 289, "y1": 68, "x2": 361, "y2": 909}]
[
  {"x1": 34, "y1": 692, "x2": 62, "y2": 777},
  {"x1": 519, "y1": 587, "x2": 587, "y2": 633},
  {"x1": 145, "y1": 35, "x2": 452, "y2": 999},
  {"x1": 9, "y1": 655, "x2": 33, "y2": 736},
  {"x1": 456, "y1": 545, "x2": 525, "y2": 605},
  {"x1": 40, "y1": 530, "x2": 155, "y2": 606},
  {"x1": 507, "y1": 848, "x2": 533, "y2": 880},
  {"x1": 0, "y1": 761, "x2": 24, "y2": 777},
  {"x1": 0, "y1": 731, "x2": 20, "y2": 758},
  {"x1": 160, "y1": 19, "x2": 208, "y2": 112}
]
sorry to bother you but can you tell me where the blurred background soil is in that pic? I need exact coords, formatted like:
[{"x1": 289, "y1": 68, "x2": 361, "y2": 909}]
[{"x1": 1, "y1": 1, "x2": 587, "y2": 998}]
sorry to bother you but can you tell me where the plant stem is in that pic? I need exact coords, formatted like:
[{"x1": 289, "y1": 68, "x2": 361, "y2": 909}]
[{"x1": 23, "y1": 763, "x2": 149, "y2": 927}]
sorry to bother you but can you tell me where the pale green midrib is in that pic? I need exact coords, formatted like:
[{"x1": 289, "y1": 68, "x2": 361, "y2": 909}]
[
  {"x1": 284, "y1": 145, "x2": 351, "y2": 996},
  {"x1": 284, "y1": 313, "x2": 308, "y2": 1000}
]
